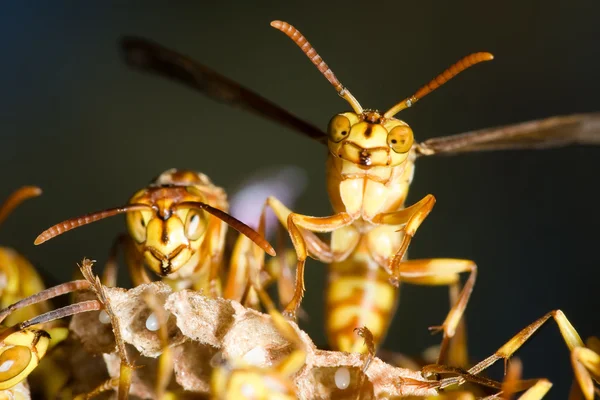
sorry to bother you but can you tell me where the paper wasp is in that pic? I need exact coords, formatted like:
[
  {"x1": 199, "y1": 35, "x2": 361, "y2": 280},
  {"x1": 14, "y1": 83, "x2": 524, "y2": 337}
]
[
  {"x1": 117, "y1": 19, "x2": 600, "y2": 363},
  {"x1": 0, "y1": 187, "x2": 49, "y2": 327},
  {"x1": 0, "y1": 259, "x2": 132, "y2": 398},
  {"x1": 34, "y1": 169, "x2": 275, "y2": 296}
]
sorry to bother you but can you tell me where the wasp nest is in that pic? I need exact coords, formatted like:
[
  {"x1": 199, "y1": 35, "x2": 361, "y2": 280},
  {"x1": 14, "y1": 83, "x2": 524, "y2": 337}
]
[{"x1": 62, "y1": 282, "x2": 442, "y2": 399}]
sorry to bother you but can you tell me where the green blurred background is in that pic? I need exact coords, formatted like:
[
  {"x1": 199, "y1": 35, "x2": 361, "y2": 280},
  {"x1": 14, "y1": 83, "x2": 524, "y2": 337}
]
[{"x1": 1, "y1": 1, "x2": 599, "y2": 397}]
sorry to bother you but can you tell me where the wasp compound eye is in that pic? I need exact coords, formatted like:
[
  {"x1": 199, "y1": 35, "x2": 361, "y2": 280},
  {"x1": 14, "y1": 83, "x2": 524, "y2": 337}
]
[
  {"x1": 387, "y1": 125, "x2": 414, "y2": 153},
  {"x1": 328, "y1": 114, "x2": 351, "y2": 143}
]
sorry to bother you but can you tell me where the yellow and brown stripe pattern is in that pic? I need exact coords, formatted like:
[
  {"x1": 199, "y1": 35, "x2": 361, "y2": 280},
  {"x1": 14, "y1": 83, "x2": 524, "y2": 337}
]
[{"x1": 325, "y1": 242, "x2": 398, "y2": 353}]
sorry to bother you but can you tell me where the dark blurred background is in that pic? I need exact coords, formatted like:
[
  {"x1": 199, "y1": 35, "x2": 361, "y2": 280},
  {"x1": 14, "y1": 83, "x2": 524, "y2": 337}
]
[{"x1": 1, "y1": 1, "x2": 599, "y2": 397}]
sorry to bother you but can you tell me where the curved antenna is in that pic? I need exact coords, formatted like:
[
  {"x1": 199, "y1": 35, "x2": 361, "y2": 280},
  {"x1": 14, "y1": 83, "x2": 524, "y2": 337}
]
[
  {"x1": 0, "y1": 186, "x2": 42, "y2": 227},
  {"x1": 0, "y1": 280, "x2": 91, "y2": 323},
  {"x1": 270, "y1": 20, "x2": 363, "y2": 114},
  {"x1": 175, "y1": 201, "x2": 276, "y2": 257},
  {"x1": 384, "y1": 52, "x2": 494, "y2": 119},
  {"x1": 34, "y1": 204, "x2": 152, "y2": 245}
]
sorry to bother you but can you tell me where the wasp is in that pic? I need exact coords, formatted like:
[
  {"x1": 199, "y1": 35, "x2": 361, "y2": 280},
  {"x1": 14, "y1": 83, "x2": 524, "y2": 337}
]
[
  {"x1": 0, "y1": 187, "x2": 49, "y2": 327},
  {"x1": 33, "y1": 170, "x2": 289, "y2": 398},
  {"x1": 0, "y1": 259, "x2": 133, "y2": 399},
  {"x1": 34, "y1": 169, "x2": 275, "y2": 296},
  {"x1": 118, "y1": 22, "x2": 600, "y2": 363}
]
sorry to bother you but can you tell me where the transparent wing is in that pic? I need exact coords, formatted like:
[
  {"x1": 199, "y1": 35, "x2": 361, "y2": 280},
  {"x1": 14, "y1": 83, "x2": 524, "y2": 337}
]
[
  {"x1": 120, "y1": 36, "x2": 327, "y2": 144},
  {"x1": 416, "y1": 112, "x2": 600, "y2": 156}
]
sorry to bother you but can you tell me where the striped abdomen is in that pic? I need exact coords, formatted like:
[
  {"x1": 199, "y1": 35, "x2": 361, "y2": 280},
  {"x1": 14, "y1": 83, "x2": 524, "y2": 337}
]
[{"x1": 325, "y1": 240, "x2": 398, "y2": 353}]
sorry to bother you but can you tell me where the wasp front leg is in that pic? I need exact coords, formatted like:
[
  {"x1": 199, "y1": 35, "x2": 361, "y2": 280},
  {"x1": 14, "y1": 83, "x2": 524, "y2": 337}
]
[
  {"x1": 201, "y1": 215, "x2": 227, "y2": 298},
  {"x1": 142, "y1": 292, "x2": 173, "y2": 398},
  {"x1": 124, "y1": 237, "x2": 152, "y2": 287},
  {"x1": 98, "y1": 233, "x2": 134, "y2": 287},
  {"x1": 266, "y1": 196, "x2": 354, "y2": 319},
  {"x1": 372, "y1": 194, "x2": 436, "y2": 285},
  {"x1": 394, "y1": 258, "x2": 477, "y2": 366}
]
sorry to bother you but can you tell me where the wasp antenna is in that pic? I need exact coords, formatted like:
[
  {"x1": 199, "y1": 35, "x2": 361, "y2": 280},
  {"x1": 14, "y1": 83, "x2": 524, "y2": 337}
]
[
  {"x1": 34, "y1": 204, "x2": 151, "y2": 245},
  {"x1": 384, "y1": 52, "x2": 494, "y2": 119},
  {"x1": 270, "y1": 20, "x2": 363, "y2": 114},
  {"x1": 19, "y1": 300, "x2": 102, "y2": 330},
  {"x1": 0, "y1": 280, "x2": 91, "y2": 324},
  {"x1": 0, "y1": 186, "x2": 42, "y2": 227},
  {"x1": 176, "y1": 201, "x2": 276, "y2": 257}
]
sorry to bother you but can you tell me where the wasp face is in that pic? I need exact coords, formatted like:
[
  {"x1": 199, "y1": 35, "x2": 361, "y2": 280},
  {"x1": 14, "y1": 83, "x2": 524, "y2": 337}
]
[
  {"x1": 326, "y1": 111, "x2": 414, "y2": 168},
  {"x1": 126, "y1": 186, "x2": 209, "y2": 277}
]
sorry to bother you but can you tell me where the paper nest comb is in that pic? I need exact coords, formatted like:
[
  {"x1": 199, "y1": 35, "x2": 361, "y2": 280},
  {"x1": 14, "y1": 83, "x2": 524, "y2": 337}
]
[{"x1": 60, "y1": 281, "x2": 444, "y2": 399}]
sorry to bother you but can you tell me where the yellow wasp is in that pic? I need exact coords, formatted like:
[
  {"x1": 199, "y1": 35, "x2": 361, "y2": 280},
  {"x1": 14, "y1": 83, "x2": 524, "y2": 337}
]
[
  {"x1": 0, "y1": 187, "x2": 79, "y2": 398},
  {"x1": 0, "y1": 187, "x2": 49, "y2": 326},
  {"x1": 118, "y1": 22, "x2": 600, "y2": 363},
  {"x1": 0, "y1": 325, "x2": 50, "y2": 399},
  {"x1": 0, "y1": 259, "x2": 128, "y2": 399},
  {"x1": 34, "y1": 170, "x2": 284, "y2": 398},
  {"x1": 35, "y1": 169, "x2": 275, "y2": 295}
]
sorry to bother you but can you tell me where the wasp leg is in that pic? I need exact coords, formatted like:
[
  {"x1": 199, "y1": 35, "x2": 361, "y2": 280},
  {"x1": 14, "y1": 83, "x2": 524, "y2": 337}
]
[
  {"x1": 440, "y1": 311, "x2": 587, "y2": 398},
  {"x1": 424, "y1": 364, "x2": 503, "y2": 391},
  {"x1": 447, "y1": 281, "x2": 469, "y2": 369},
  {"x1": 493, "y1": 358, "x2": 553, "y2": 400},
  {"x1": 265, "y1": 196, "x2": 349, "y2": 262},
  {"x1": 101, "y1": 233, "x2": 130, "y2": 287},
  {"x1": 351, "y1": 327, "x2": 375, "y2": 400},
  {"x1": 497, "y1": 356, "x2": 524, "y2": 399},
  {"x1": 428, "y1": 361, "x2": 551, "y2": 399},
  {"x1": 372, "y1": 194, "x2": 436, "y2": 286},
  {"x1": 354, "y1": 326, "x2": 376, "y2": 374},
  {"x1": 73, "y1": 377, "x2": 120, "y2": 400},
  {"x1": 432, "y1": 393, "x2": 477, "y2": 399},
  {"x1": 266, "y1": 249, "x2": 300, "y2": 313},
  {"x1": 251, "y1": 277, "x2": 306, "y2": 377},
  {"x1": 266, "y1": 196, "x2": 353, "y2": 320},
  {"x1": 206, "y1": 211, "x2": 226, "y2": 298},
  {"x1": 571, "y1": 337, "x2": 600, "y2": 400},
  {"x1": 142, "y1": 292, "x2": 173, "y2": 398},
  {"x1": 223, "y1": 232, "x2": 256, "y2": 302},
  {"x1": 515, "y1": 380, "x2": 553, "y2": 400},
  {"x1": 393, "y1": 258, "x2": 476, "y2": 366},
  {"x1": 224, "y1": 202, "x2": 269, "y2": 305},
  {"x1": 123, "y1": 237, "x2": 152, "y2": 287}
]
